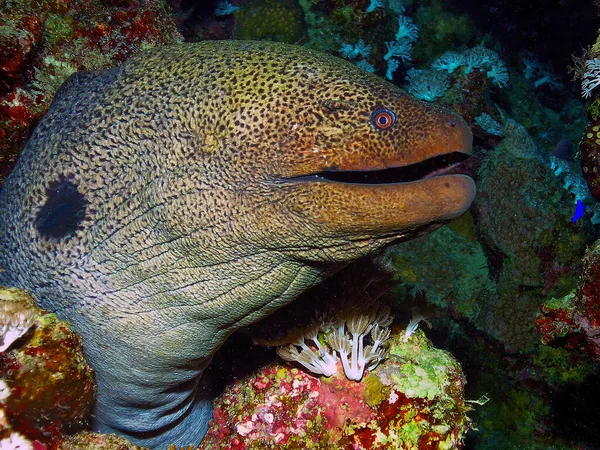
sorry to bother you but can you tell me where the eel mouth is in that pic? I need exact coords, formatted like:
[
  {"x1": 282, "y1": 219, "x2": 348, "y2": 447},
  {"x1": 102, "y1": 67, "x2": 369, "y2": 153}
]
[
  {"x1": 312, "y1": 151, "x2": 471, "y2": 184},
  {"x1": 278, "y1": 149, "x2": 475, "y2": 236}
]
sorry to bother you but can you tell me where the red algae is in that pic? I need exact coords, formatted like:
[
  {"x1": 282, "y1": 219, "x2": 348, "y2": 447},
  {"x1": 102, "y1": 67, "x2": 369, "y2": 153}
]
[{"x1": 537, "y1": 240, "x2": 600, "y2": 362}]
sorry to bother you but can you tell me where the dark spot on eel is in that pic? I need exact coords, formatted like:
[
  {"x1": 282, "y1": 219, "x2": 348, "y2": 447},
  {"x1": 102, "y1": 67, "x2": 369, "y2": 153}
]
[{"x1": 35, "y1": 177, "x2": 88, "y2": 239}]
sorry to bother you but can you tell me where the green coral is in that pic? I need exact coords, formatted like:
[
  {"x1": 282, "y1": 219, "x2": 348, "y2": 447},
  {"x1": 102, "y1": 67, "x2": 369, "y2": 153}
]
[
  {"x1": 388, "y1": 330, "x2": 462, "y2": 401},
  {"x1": 31, "y1": 56, "x2": 78, "y2": 99},
  {"x1": 61, "y1": 431, "x2": 143, "y2": 449},
  {"x1": 44, "y1": 14, "x2": 73, "y2": 47},
  {"x1": 476, "y1": 388, "x2": 555, "y2": 450},
  {"x1": 533, "y1": 345, "x2": 596, "y2": 387},
  {"x1": 364, "y1": 373, "x2": 388, "y2": 406},
  {"x1": 385, "y1": 225, "x2": 494, "y2": 323},
  {"x1": 413, "y1": 0, "x2": 475, "y2": 62},
  {"x1": 585, "y1": 97, "x2": 600, "y2": 121}
]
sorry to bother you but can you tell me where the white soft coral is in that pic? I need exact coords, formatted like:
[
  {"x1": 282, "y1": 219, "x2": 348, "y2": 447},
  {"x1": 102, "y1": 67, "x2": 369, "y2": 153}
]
[
  {"x1": 277, "y1": 306, "x2": 393, "y2": 382},
  {"x1": 0, "y1": 432, "x2": 33, "y2": 450},
  {"x1": 0, "y1": 301, "x2": 36, "y2": 353},
  {"x1": 276, "y1": 325, "x2": 338, "y2": 377}
]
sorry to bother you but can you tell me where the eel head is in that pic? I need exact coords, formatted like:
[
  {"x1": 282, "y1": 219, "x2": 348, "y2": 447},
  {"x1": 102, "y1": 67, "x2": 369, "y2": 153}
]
[{"x1": 216, "y1": 51, "x2": 475, "y2": 262}]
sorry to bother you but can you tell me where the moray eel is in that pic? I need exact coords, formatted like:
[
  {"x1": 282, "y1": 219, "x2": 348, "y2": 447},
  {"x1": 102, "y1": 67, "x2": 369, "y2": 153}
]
[{"x1": 0, "y1": 41, "x2": 475, "y2": 448}]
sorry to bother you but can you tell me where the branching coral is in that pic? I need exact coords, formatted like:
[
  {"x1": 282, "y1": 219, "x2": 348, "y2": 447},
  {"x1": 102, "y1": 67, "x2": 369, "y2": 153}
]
[
  {"x1": 406, "y1": 68, "x2": 450, "y2": 101},
  {"x1": 277, "y1": 306, "x2": 393, "y2": 382},
  {"x1": 581, "y1": 58, "x2": 600, "y2": 98}
]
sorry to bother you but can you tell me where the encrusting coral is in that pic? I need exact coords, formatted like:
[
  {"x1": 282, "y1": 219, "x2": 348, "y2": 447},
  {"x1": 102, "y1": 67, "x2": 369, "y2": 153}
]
[
  {"x1": 0, "y1": 0, "x2": 182, "y2": 186},
  {"x1": 197, "y1": 263, "x2": 472, "y2": 448},
  {"x1": 59, "y1": 431, "x2": 145, "y2": 450}
]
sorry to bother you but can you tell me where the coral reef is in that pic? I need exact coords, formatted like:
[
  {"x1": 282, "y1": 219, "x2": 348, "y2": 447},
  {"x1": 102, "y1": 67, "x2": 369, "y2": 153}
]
[
  {"x1": 0, "y1": 286, "x2": 95, "y2": 448},
  {"x1": 384, "y1": 221, "x2": 493, "y2": 326},
  {"x1": 0, "y1": 0, "x2": 598, "y2": 448},
  {"x1": 380, "y1": 79, "x2": 595, "y2": 445},
  {"x1": 569, "y1": 34, "x2": 600, "y2": 204},
  {"x1": 200, "y1": 327, "x2": 471, "y2": 449},
  {"x1": 579, "y1": 116, "x2": 600, "y2": 202},
  {"x1": 385, "y1": 130, "x2": 590, "y2": 353},
  {"x1": 473, "y1": 124, "x2": 590, "y2": 352},
  {"x1": 535, "y1": 27, "x2": 600, "y2": 366},
  {"x1": 574, "y1": 239, "x2": 600, "y2": 358},
  {"x1": 537, "y1": 239, "x2": 600, "y2": 362},
  {"x1": 0, "y1": 0, "x2": 182, "y2": 186}
]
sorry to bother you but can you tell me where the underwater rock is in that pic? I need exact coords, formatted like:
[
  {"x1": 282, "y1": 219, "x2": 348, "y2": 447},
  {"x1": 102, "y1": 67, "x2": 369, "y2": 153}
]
[
  {"x1": 0, "y1": 286, "x2": 96, "y2": 448},
  {"x1": 383, "y1": 222, "x2": 494, "y2": 326},
  {"x1": 199, "y1": 326, "x2": 471, "y2": 449},
  {"x1": 472, "y1": 135, "x2": 584, "y2": 352},
  {"x1": 575, "y1": 238, "x2": 600, "y2": 358},
  {"x1": 474, "y1": 123, "x2": 556, "y2": 289},
  {"x1": 537, "y1": 291, "x2": 580, "y2": 349},
  {"x1": 538, "y1": 239, "x2": 600, "y2": 362},
  {"x1": 0, "y1": 0, "x2": 182, "y2": 186}
]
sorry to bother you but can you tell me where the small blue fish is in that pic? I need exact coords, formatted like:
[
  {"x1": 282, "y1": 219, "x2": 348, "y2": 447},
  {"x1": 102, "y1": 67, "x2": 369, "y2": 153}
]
[{"x1": 572, "y1": 199, "x2": 586, "y2": 223}]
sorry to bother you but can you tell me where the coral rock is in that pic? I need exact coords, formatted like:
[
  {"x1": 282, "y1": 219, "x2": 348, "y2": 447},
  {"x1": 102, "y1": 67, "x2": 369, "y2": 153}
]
[
  {"x1": 59, "y1": 431, "x2": 145, "y2": 450},
  {"x1": 0, "y1": 13, "x2": 43, "y2": 81},
  {"x1": 0, "y1": 0, "x2": 182, "y2": 186},
  {"x1": 537, "y1": 239, "x2": 600, "y2": 362},
  {"x1": 572, "y1": 239, "x2": 600, "y2": 360},
  {"x1": 0, "y1": 286, "x2": 96, "y2": 448},
  {"x1": 199, "y1": 327, "x2": 471, "y2": 449}
]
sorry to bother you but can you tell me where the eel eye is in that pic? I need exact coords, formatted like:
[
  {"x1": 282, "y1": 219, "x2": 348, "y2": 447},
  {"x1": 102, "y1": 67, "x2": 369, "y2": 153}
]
[{"x1": 371, "y1": 108, "x2": 396, "y2": 130}]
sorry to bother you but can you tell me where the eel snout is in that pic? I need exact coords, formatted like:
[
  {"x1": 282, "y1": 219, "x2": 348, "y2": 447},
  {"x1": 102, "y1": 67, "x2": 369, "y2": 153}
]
[{"x1": 284, "y1": 110, "x2": 475, "y2": 237}]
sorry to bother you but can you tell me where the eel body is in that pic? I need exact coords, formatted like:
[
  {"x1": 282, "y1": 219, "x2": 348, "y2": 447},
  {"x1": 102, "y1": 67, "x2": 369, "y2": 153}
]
[{"x1": 0, "y1": 41, "x2": 475, "y2": 448}]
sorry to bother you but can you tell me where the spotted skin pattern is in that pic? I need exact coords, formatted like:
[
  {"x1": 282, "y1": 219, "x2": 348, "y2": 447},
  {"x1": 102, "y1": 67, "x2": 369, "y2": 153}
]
[{"x1": 0, "y1": 41, "x2": 474, "y2": 448}]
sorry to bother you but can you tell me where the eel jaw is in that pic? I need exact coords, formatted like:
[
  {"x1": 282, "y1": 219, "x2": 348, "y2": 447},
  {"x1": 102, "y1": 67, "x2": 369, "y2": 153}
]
[
  {"x1": 284, "y1": 151, "x2": 476, "y2": 238},
  {"x1": 311, "y1": 151, "x2": 471, "y2": 185}
]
